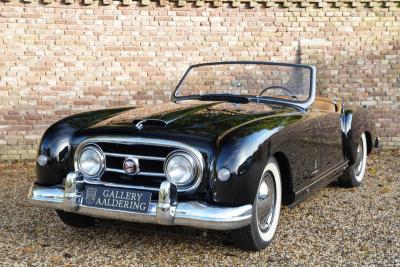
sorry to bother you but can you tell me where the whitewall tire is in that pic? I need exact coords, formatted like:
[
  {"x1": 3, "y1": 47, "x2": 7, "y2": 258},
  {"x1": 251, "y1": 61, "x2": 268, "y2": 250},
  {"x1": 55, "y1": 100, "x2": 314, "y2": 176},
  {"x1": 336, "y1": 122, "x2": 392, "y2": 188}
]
[
  {"x1": 232, "y1": 157, "x2": 282, "y2": 250},
  {"x1": 339, "y1": 132, "x2": 368, "y2": 187}
]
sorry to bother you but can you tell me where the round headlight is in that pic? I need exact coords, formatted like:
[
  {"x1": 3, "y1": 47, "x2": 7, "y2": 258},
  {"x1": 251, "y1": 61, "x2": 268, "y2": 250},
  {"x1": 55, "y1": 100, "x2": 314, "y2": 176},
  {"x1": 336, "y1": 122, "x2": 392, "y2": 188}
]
[
  {"x1": 78, "y1": 145, "x2": 104, "y2": 177},
  {"x1": 165, "y1": 151, "x2": 197, "y2": 186}
]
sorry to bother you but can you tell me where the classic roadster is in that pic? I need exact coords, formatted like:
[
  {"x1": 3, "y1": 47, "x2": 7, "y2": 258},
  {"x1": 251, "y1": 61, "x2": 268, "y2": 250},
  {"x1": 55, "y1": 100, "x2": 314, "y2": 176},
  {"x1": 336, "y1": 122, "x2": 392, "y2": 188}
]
[{"x1": 28, "y1": 61, "x2": 378, "y2": 250}]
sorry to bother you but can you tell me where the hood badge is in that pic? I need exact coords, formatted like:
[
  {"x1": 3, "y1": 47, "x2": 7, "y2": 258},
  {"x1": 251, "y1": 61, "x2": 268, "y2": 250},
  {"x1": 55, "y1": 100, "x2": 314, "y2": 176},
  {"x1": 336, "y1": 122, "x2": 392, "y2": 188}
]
[
  {"x1": 123, "y1": 157, "x2": 140, "y2": 175},
  {"x1": 134, "y1": 119, "x2": 168, "y2": 130},
  {"x1": 135, "y1": 120, "x2": 146, "y2": 130}
]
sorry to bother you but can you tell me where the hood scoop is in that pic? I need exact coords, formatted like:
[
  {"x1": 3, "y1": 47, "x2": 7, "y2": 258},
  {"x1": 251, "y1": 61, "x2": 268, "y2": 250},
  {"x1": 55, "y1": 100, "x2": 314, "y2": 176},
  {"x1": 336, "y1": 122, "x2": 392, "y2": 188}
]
[{"x1": 134, "y1": 119, "x2": 168, "y2": 130}]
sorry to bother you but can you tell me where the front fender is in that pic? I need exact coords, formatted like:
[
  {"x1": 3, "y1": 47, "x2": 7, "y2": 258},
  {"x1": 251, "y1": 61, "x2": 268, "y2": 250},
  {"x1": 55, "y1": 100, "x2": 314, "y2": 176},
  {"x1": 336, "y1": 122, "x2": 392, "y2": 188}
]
[
  {"x1": 210, "y1": 114, "x2": 299, "y2": 205},
  {"x1": 35, "y1": 108, "x2": 132, "y2": 185},
  {"x1": 210, "y1": 133, "x2": 271, "y2": 205}
]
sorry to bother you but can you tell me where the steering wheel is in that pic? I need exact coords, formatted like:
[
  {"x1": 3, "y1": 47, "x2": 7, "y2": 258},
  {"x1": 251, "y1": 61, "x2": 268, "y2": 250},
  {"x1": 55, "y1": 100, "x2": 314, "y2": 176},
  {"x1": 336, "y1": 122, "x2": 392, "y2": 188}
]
[{"x1": 258, "y1": 85, "x2": 299, "y2": 101}]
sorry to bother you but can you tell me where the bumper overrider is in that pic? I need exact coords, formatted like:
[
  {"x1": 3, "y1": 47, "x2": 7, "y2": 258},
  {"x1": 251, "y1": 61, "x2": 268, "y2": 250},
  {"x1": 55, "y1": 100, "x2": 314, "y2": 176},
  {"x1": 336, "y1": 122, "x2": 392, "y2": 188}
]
[{"x1": 28, "y1": 172, "x2": 252, "y2": 230}]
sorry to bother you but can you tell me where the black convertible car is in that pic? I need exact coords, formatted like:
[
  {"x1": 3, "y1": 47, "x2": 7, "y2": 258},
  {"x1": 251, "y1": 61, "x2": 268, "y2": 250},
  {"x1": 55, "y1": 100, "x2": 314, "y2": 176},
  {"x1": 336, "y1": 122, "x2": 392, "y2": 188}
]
[{"x1": 28, "y1": 61, "x2": 378, "y2": 250}]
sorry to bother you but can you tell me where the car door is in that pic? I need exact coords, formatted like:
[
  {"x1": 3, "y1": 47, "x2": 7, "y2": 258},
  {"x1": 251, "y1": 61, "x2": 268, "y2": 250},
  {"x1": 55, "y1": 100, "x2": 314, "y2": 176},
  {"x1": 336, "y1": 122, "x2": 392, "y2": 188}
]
[
  {"x1": 316, "y1": 109, "x2": 344, "y2": 172},
  {"x1": 275, "y1": 112, "x2": 322, "y2": 192}
]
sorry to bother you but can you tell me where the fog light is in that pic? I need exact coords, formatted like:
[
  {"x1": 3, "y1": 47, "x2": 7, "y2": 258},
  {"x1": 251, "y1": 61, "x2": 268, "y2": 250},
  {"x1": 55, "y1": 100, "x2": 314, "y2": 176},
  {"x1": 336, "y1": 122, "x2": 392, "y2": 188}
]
[
  {"x1": 37, "y1": 154, "x2": 48, "y2": 167},
  {"x1": 218, "y1": 168, "x2": 231, "y2": 181}
]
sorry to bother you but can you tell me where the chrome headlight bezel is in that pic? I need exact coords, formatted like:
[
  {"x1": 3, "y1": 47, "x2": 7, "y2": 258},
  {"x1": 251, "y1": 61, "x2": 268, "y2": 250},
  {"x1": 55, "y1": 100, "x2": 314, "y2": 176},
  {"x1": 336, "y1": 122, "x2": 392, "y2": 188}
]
[
  {"x1": 76, "y1": 144, "x2": 105, "y2": 179},
  {"x1": 164, "y1": 150, "x2": 202, "y2": 190}
]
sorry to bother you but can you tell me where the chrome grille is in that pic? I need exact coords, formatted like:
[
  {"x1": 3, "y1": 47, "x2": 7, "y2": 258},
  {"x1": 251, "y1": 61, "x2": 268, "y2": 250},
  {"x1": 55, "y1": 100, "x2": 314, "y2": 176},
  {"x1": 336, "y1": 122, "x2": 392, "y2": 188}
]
[
  {"x1": 104, "y1": 152, "x2": 166, "y2": 177},
  {"x1": 74, "y1": 137, "x2": 205, "y2": 192},
  {"x1": 97, "y1": 142, "x2": 174, "y2": 189}
]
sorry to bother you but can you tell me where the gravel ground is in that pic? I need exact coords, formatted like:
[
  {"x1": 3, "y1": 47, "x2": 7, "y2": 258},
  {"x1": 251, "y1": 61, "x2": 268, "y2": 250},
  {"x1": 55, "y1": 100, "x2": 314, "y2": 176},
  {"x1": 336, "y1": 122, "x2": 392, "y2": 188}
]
[{"x1": 0, "y1": 150, "x2": 399, "y2": 266}]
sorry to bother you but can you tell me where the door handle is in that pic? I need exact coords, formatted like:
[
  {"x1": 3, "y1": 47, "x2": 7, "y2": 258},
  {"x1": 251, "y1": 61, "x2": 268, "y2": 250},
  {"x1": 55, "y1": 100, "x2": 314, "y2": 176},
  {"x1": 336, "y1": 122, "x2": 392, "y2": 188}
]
[{"x1": 310, "y1": 169, "x2": 319, "y2": 177}]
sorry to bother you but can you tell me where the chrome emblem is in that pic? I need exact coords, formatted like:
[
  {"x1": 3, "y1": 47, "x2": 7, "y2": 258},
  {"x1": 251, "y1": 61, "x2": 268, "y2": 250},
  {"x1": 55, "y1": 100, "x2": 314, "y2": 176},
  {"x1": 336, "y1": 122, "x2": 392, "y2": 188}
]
[
  {"x1": 135, "y1": 120, "x2": 145, "y2": 130},
  {"x1": 123, "y1": 157, "x2": 140, "y2": 175},
  {"x1": 85, "y1": 188, "x2": 97, "y2": 205}
]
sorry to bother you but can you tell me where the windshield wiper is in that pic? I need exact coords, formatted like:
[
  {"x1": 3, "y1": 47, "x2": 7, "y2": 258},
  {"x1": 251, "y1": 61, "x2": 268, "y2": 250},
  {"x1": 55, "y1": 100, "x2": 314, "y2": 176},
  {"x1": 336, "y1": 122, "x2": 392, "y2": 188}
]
[{"x1": 199, "y1": 94, "x2": 249, "y2": 104}]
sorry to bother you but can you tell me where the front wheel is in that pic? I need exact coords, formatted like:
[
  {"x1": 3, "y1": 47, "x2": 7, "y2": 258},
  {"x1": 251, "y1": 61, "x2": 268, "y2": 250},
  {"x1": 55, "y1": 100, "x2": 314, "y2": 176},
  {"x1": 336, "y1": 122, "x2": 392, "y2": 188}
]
[
  {"x1": 338, "y1": 132, "x2": 368, "y2": 187},
  {"x1": 232, "y1": 157, "x2": 282, "y2": 251}
]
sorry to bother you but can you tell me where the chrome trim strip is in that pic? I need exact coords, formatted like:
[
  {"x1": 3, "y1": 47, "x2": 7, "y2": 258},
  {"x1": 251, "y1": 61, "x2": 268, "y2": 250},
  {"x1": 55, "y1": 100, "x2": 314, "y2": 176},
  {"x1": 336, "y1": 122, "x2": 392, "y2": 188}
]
[
  {"x1": 105, "y1": 168, "x2": 165, "y2": 177},
  {"x1": 28, "y1": 177, "x2": 252, "y2": 231},
  {"x1": 134, "y1": 172, "x2": 165, "y2": 177},
  {"x1": 104, "y1": 152, "x2": 165, "y2": 161},
  {"x1": 104, "y1": 168, "x2": 126, "y2": 174},
  {"x1": 74, "y1": 137, "x2": 205, "y2": 193},
  {"x1": 84, "y1": 178, "x2": 160, "y2": 191},
  {"x1": 296, "y1": 160, "x2": 349, "y2": 195}
]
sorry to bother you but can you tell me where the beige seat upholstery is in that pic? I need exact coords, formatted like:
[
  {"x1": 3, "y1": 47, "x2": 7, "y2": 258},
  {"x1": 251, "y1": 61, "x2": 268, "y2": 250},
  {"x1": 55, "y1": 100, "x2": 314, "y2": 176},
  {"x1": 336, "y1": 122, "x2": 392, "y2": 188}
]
[
  {"x1": 312, "y1": 96, "x2": 341, "y2": 113},
  {"x1": 266, "y1": 95, "x2": 342, "y2": 113}
]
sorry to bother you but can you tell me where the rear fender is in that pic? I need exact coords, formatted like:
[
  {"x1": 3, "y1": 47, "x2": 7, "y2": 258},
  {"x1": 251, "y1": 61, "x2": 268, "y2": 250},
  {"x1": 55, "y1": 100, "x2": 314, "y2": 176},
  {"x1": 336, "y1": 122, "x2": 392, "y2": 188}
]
[{"x1": 341, "y1": 107, "x2": 375, "y2": 165}]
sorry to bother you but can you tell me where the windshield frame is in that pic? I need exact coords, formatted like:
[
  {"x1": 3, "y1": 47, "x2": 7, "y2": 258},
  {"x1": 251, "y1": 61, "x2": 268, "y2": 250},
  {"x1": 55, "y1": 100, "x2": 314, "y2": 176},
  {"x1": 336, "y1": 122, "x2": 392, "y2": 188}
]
[{"x1": 172, "y1": 61, "x2": 316, "y2": 110}]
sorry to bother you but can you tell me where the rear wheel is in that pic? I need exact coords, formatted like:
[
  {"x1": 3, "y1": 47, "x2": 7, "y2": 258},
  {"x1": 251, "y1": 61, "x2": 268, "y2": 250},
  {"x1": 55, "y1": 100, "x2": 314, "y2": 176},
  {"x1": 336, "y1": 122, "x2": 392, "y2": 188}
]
[
  {"x1": 56, "y1": 210, "x2": 95, "y2": 228},
  {"x1": 339, "y1": 132, "x2": 368, "y2": 187},
  {"x1": 232, "y1": 157, "x2": 282, "y2": 251}
]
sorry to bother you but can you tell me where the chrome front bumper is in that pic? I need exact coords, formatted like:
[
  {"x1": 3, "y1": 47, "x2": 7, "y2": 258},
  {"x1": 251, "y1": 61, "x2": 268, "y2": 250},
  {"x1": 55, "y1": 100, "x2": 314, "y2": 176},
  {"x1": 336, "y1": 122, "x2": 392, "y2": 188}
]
[{"x1": 28, "y1": 172, "x2": 252, "y2": 230}]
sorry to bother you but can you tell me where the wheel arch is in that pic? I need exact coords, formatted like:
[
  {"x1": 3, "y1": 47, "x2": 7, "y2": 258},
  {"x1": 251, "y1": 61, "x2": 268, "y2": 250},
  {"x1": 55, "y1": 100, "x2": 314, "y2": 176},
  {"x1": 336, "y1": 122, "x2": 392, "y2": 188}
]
[
  {"x1": 273, "y1": 152, "x2": 295, "y2": 206},
  {"x1": 341, "y1": 107, "x2": 376, "y2": 164}
]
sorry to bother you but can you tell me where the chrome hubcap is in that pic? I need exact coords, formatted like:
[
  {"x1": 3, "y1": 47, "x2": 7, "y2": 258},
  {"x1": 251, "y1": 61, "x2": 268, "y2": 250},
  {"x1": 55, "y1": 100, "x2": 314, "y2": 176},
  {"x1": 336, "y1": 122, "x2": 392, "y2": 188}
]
[
  {"x1": 256, "y1": 172, "x2": 276, "y2": 232},
  {"x1": 355, "y1": 139, "x2": 364, "y2": 176}
]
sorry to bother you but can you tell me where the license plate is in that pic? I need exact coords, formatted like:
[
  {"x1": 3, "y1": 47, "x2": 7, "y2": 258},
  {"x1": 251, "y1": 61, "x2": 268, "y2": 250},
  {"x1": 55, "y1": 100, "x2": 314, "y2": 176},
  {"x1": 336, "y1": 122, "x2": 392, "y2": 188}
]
[{"x1": 82, "y1": 185, "x2": 152, "y2": 214}]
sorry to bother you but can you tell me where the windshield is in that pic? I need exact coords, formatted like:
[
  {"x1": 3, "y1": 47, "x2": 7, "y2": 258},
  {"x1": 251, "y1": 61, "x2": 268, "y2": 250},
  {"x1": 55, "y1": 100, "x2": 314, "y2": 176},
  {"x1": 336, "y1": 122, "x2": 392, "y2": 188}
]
[{"x1": 173, "y1": 62, "x2": 314, "y2": 104}]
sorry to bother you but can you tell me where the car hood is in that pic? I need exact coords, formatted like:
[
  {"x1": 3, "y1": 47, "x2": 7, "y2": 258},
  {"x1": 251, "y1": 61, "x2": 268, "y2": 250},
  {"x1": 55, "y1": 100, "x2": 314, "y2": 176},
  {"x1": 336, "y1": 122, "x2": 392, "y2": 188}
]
[{"x1": 74, "y1": 101, "x2": 299, "y2": 138}]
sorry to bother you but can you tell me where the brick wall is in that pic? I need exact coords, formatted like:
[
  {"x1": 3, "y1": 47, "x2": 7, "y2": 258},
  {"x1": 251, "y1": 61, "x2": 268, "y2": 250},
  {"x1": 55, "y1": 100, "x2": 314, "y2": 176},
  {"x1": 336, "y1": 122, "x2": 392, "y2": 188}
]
[{"x1": 0, "y1": 0, "x2": 399, "y2": 160}]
